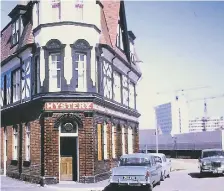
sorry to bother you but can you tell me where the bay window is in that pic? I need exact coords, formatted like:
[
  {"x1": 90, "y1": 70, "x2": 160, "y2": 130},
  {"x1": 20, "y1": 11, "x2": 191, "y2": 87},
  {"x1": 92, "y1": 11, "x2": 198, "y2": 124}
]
[
  {"x1": 49, "y1": 53, "x2": 61, "y2": 92},
  {"x1": 75, "y1": 53, "x2": 87, "y2": 92},
  {"x1": 13, "y1": 126, "x2": 18, "y2": 160},
  {"x1": 12, "y1": 69, "x2": 20, "y2": 102}
]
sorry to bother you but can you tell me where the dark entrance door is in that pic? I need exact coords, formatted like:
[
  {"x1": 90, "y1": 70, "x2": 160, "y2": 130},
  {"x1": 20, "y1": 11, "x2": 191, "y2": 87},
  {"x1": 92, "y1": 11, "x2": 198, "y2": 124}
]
[{"x1": 60, "y1": 137, "x2": 78, "y2": 181}]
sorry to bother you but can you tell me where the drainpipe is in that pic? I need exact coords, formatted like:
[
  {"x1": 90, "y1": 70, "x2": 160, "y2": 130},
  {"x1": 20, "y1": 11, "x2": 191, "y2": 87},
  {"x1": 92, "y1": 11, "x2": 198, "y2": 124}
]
[{"x1": 16, "y1": 55, "x2": 23, "y2": 177}]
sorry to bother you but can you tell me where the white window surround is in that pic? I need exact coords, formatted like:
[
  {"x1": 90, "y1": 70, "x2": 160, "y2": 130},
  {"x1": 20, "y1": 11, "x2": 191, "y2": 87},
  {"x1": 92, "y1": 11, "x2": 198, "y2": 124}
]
[
  {"x1": 128, "y1": 127, "x2": 133, "y2": 154},
  {"x1": 26, "y1": 124, "x2": 31, "y2": 161},
  {"x1": 111, "y1": 125, "x2": 116, "y2": 159},
  {"x1": 12, "y1": 19, "x2": 19, "y2": 45},
  {"x1": 12, "y1": 69, "x2": 20, "y2": 103},
  {"x1": 122, "y1": 126, "x2": 125, "y2": 155},
  {"x1": 49, "y1": 53, "x2": 61, "y2": 92},
  {"x1": 103, "y1": 123, "x2": 108, "y2": 160},
  {"x1": 13, "y1": 126, "x2": 18, "y2": 160},
  {"x1": 75, "y1": 53, "x2": 87, "y2": 92}
]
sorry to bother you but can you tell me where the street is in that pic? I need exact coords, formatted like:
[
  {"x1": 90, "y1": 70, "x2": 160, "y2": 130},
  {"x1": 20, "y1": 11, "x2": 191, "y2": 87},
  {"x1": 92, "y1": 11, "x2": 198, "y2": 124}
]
[{"x1": 1, "y1": 168, "x2": 224, "y2": 191}]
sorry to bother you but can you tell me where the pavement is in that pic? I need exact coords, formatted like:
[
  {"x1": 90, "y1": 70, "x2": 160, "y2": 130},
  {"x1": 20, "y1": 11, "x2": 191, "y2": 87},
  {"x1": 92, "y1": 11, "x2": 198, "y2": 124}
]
[{"x1": 1, "y1": 159, "x2": 223, "y2": 191}]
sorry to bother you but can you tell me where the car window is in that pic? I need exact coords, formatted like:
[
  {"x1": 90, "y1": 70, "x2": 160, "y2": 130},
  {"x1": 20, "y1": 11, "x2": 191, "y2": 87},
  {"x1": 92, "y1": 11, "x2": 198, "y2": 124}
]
[
  {"x1": 120, "y1": 157, "x2": 151, "y2": 167},
  {"x1": 154, "y1": 156, "x2": 162, "y2": 163},
  {"x1": 202, "y1": 151, "x2": 224, "y2": 158}
]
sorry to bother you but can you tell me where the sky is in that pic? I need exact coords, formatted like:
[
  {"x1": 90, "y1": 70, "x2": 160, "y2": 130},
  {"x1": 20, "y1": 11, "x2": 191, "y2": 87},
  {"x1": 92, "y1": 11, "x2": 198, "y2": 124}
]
[{"x1": 1, "y1": 1, "x2": 224, "y2": 129}]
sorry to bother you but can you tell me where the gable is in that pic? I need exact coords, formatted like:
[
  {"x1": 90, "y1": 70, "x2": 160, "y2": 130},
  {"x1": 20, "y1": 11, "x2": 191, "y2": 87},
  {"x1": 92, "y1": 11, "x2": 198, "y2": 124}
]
[
  {"x1": 1, "y1": 2, "x2": 34, "y2": 64},
  {"x1": 100, "y1": 0, "x2": 131, "y2": 63}
]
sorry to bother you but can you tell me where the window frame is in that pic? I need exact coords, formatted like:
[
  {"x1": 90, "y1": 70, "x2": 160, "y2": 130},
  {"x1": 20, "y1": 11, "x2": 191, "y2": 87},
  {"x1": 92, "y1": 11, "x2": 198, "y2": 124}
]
[
  {"x1": 11, "y1": 19, "x2": 20, "y2": 46},
  {"x1": 128, "y1": 127, "x2": 133, "y2": 154},
  {"x1": 49, "y1": 52, "x2": 62, "y2": 92},
  {"x1": 111, "y1": 125, "x2": 116, "y2": 159},
  {"x1": 116, "y1": 22, "x2": 124, "y2": 50},
  {"x1": 25, "y1": 124, "x2": 31, "y2": 161},
  {"x1": 74, "y1": 52, "x2": 87, "y2": 92},
  {"x1": 113, "y1": 71, "x2": 122, "y2": 103},
  {"x1": 12, "y1": 69, "x2": 21, "y2": 103},
  {"x1": 13, "y1": 126, "x2": 18, "y2": 160},
  {"x1": 103, "y1": 123, "x2": 108, "y2": 160},
  {"x1": 122, "y1": 126, "x2": 126, "y2": 155}
]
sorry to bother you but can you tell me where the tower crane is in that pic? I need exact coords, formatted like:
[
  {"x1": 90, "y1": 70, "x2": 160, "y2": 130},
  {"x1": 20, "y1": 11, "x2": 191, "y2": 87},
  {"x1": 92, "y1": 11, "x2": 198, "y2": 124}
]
[
  {"x1": 156, "y1": 85, "x2": 211, "y2": 101},
  {"x1": 187, "y1": 94, "x2": 224, "y2": 131}
]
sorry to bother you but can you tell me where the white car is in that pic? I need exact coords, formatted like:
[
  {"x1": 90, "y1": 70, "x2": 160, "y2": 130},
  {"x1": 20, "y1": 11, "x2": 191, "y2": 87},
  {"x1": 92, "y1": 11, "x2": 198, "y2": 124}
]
[{"x1": 151, "y1": 153, "x2": 171, "y2": 181}]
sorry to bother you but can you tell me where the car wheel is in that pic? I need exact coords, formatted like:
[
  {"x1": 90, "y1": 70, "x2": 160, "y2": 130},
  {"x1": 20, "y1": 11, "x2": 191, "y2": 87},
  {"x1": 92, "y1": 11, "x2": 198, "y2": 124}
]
[
  {"x1": 160, "y1": 172, "x2": 165, "y2": 181},
  {"x1": 142, "y1": 184, "x2": 153, "y2": 191},
  {"x1": 157, "y1": 178, "x2": 161, "y2": 185},
  {"x1": 167, "y1": 173, "x2": 170, "y2": 178},
  {"x1": 108, "y1": 183, "x2": 118, "y2": 190},
  {"x1": 200, "y1": 169, "x2": 205, "y2": 177}
]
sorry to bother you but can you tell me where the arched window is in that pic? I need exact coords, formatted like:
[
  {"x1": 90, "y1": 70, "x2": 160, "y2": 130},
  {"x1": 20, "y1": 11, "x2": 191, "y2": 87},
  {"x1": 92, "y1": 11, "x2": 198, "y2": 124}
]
[
  {"x1": 70, "y1": 39, "x2": 92, "y2": 92},
  {"x1": 43, "y1": 39, "x2": 66, "y2": 92}
]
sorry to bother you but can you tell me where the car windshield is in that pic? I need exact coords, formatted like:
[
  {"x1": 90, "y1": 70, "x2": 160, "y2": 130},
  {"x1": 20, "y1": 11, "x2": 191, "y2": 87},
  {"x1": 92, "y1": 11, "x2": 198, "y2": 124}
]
[
  {"x1": 120, "y1": 157, "x2": 151, "y2": 166},
  {"x1": 203, "y1": 151, "x2": 224, "y2": 158},
  {"x1": 154, "y1": 156, "x2": 162, "y2": 163}
]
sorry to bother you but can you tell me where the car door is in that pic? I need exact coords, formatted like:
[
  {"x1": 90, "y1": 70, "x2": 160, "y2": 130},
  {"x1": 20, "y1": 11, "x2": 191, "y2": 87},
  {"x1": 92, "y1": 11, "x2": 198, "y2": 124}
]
[{"x1": 153, "y1": 156, "x2": 160, "y2": 182}]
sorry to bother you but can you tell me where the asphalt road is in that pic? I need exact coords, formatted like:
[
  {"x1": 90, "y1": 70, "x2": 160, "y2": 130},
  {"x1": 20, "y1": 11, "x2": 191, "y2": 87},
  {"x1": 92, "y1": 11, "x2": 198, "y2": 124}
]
[{"x1": 1, "y1": 169, "x2": 224, "y2": 191}]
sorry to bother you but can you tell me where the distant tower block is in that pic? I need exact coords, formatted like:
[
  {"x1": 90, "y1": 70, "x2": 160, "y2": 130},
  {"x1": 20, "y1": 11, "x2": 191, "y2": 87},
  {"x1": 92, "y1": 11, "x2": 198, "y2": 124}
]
[{"x1": 19, "y1": 0, "x2": 29, "y2": 5}]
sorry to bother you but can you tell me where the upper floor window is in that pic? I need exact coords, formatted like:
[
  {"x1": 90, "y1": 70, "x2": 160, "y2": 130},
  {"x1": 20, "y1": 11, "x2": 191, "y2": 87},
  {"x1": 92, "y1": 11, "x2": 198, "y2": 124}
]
[
  {"x1": 13, "y1": 125, "x2": 18, "y2": 160},
  {"x1": 49, "y1": 53, "x2": 61, "y2": 92},
  {"x1": 129, "y1": 82, "x2": 135, "y2": 109},
  {"x1": 51, "y1": 0, "x2": 61, "y2": 22},
  {"x1": 113, "y1": 71, "x2": 121, "y2": 103},
  {"x1": 103, "y1": 61, "x2": 112, "y2": 99},
  {"x1": 12, "y1": 69, "x2": 20, "y2": 102},
  {"x1": 122, "y1": 75, "x2": 128, "y2": 106},
  {"x1": 75, "y1": 53, "x2": 87, "y2": 92},
  {"x1": 116, "y1": 22, "x2": 124, "y2": 50},
  {"x1": 11, "y1": 19, "x2": 20, "y2": 46}
]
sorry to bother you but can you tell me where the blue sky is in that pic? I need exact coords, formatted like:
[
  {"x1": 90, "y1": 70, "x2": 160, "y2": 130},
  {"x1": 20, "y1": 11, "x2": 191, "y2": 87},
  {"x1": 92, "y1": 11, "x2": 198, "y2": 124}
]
[{"x1": 1, "y1": 1, "x2": 224, "y2": 129}]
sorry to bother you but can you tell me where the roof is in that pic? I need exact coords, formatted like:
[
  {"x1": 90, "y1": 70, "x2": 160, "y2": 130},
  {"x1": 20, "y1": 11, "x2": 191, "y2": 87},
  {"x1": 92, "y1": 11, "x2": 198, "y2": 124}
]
[
  {"x1": 150, "y1": 153, "x2": 166, "y2": 157},
  {"x1": 1, "y1": 22, "x2": 34, "y2": 63},
  {"x1": 202, "y1": 149, "x2": 224, "y2": 152},
  {"x1": 121, "y1": 153, "x2": 153, "y2": 159},
  {"x1": 99, "y1": 0, "x2": 142, "y2": 76}
]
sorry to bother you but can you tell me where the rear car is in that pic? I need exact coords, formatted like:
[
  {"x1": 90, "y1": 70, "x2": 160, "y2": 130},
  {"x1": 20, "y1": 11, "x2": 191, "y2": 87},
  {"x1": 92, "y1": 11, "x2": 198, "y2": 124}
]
[
  {"x1": 109, "y1": 153, "x2": 162, "y2": 191},
  {"x1": 151, "y1": 153, "x2": 171, "y2": 180},
  {"x1": 199, "y1": 149, "x2": 224, "y2": 176}
]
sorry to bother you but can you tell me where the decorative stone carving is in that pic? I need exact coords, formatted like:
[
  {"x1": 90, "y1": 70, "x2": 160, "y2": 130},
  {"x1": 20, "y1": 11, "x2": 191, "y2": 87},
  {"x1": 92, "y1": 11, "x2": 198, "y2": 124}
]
[
  {"x1": 71, "y1": 39, "x2": 91, "y2": 50},
  {"x1": 54, "y1": 113, "x2": 83, "y2": 129},
  {"x1": 46, "y1": 39, "x2": 62, "y2": 49}
]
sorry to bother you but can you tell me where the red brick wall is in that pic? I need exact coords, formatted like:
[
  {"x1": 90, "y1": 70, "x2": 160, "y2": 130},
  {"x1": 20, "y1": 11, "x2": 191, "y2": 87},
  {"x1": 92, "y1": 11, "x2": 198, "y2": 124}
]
[{"x1": 1, "y1": 128, "x2": 4, "y2": 171}]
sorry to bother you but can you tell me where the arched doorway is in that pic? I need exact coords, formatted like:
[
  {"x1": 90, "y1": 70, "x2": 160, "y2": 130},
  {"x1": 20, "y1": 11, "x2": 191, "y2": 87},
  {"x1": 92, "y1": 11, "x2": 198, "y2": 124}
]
[{"x1": 57, "y1": 114, "x2": 81, "y2": 182}]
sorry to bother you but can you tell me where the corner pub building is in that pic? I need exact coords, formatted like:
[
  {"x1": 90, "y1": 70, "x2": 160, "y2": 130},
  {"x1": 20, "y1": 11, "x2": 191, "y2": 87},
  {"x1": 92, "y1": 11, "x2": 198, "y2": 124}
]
[{"x1": 0, "y1": 0, "x2": 142, "y2": 185}]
